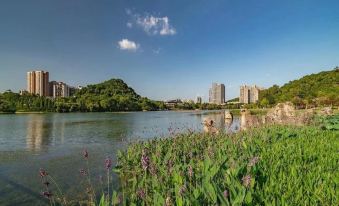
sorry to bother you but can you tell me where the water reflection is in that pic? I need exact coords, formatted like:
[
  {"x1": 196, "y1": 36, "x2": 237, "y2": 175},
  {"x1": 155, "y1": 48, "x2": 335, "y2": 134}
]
[
  {"x1": 26, "y1": 115, "x2": 52, "y2": 152},
  {"x1": 0, "y1": 111, "x2": 241, "y2": 205},
  {"x1": 200, "y1": 111, "x2": 239, "y2": 134}
]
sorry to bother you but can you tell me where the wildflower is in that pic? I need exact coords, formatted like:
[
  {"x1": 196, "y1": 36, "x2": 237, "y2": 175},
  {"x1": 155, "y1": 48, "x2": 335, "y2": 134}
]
[
  {"x1": 105, "y1": 157, "x2": 112, "y2": 170},
  {"x1": 83, "y1": 149, "x2": 89, "y2": 159},
  {"x1": 242, "y1": 175, "x2": 252, "y2": 188},
  {"x1": 79, "y1": 169, "x2": 87, "y2": 176},
  {"x1": 248, "y1": 156, "x2": 259, "y2": 167},
  {"x1": 187, "y1": 165, "x2": 193, "y2": 178},
  {"x1": 42, "y1": 191, "x2": 52, "y2": 198},
  {"x1": 223, "y1": 189, "x2": 229, "y2": 198},
  {"x1": 179, "y1": 185, "x2": 186, "y2": 196},
  {"x1": 136, "y1": 188, "x2": 146, "y2": 199},
  {"x1": 141, "y1": 152, "x2": 150, "y2": 171},
  {"x1": 39, "y1": 168, "x2": 48, "y2": 177}
]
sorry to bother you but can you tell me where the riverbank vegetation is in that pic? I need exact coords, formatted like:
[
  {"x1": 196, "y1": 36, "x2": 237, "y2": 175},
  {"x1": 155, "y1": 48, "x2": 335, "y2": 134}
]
[
  {"x1": 112, "y1": 115, "x2": 338, "y2": 205},
  {"x1": 0, "y1": 79, "x2": 166, "y2": 113}
]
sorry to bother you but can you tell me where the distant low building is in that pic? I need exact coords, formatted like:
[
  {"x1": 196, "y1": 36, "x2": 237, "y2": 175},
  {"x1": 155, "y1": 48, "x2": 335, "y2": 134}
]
[
  {"x1": 239, "y1": 85, "x2": 263, "y2": 104},
  {"x1": 165, "y1": 99, "x2": 182, "y2": 108},
  {"x1": 49, "y1": 81, "x2": 70, "y2": 98},
  {"x1": 19, "y1": 90, "x2": 28, "y2": 95},
  {"x1": 69, "y1": 86, "x2": 77, "y2": 97}
]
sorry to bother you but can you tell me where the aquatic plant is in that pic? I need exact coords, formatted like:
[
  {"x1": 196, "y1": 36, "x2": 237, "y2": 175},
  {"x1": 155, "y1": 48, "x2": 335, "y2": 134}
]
[
  {"x1": 39, "y1": 115, "x2": 338, "y2": 205},
  {"x1": 114, "y1": 115, "x2": 338, "y2": 205}
]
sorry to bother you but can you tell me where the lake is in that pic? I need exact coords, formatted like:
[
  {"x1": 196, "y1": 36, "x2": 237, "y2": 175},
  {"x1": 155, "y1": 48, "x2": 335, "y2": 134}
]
[{"x1": 0, "y1": 111, "x2": 240, "y2": 205}]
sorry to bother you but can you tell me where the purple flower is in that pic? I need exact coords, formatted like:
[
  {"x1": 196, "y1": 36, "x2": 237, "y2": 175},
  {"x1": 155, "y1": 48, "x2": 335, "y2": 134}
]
[
  {"x1": 105, "y1": 157, "x2": 112, "y2": 170},
  {"x1": 141, "y1": 152, "x2": 150, "y2": 171},
  {"x1": 223, "y1": 190, "x2": 229, "y2": 198},
  {"x1": 179, "y1": 185, "x2": 186, "y2": 196},
  {"x1": 79, "y1": 169, "x2": 87, "y2": 176},
  {"x1": 39, "y1": 168, "x2": 48, "y2": 177},
  {"x1": 83, "y1": 149, "x2": 89, "y2": 159},
  {"x1": 136, "y1": 188, "x2": 146, "y2": 199},
  {"x1": 248, "y1": 156, "x2": 259, "y2": 167},
  {"x1": 42, "y1": 191, "x2": 52, "y2": 198},
  {"x1": 242, "y1": 175, "x2": 252, "y2": 188}
]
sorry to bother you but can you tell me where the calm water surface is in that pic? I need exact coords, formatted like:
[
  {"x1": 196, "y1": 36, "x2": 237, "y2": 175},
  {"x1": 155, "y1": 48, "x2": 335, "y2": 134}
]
[{"x1": 0, "y1": 111, "x2": 239, "y2": 205}]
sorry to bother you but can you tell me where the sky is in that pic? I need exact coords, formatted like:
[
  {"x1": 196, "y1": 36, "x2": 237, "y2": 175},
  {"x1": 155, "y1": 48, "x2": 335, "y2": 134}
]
[{"x1": 0, "y1": 0, "x2": 338, "y2": 101}]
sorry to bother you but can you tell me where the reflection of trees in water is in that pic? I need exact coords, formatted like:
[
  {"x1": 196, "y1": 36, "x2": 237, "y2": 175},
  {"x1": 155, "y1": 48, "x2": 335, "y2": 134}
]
[{"x1": 26, "y1": 115, "x2": 53, "y2": 152}]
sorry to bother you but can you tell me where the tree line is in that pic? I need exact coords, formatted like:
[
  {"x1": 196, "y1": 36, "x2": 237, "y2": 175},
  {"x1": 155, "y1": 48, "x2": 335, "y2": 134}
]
[{"x1": 0, "y1": 79, "x2": 166, "y2": 113}]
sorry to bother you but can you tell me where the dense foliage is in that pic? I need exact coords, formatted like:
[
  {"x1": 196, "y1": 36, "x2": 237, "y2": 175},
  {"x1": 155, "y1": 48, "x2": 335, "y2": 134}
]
[
  {"x1": 114, "y1": 118, "x2": 338, "y2": 205},
  {"x1": 0, "y1": 79, "x2": 165, "y2": 112},
  {"x1": 259, "y1": 68, "x2": 339, "y2": 107}
]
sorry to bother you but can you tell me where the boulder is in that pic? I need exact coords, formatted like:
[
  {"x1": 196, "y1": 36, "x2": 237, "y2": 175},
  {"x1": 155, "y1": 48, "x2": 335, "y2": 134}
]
[{"x1": 224, "y1": 110, "x2": 233, "y2": 119}]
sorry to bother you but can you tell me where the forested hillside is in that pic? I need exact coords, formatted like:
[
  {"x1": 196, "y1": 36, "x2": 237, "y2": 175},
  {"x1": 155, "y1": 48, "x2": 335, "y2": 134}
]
[
  {"x1": 0, "y1": 78, "x2": 165, "y2": 113},
  {"x1": 259, "y1": 68, "x2": 339, "y2": 107}
]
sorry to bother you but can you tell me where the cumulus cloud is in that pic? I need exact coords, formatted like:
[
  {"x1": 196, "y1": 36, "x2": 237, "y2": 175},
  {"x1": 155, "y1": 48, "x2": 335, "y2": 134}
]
[
  {"x1": 126, "y1": 10, "x2": 176, "y2": 36},
  {"x1": 118, "y1": 39, "x2": 139, "y2": 51}
]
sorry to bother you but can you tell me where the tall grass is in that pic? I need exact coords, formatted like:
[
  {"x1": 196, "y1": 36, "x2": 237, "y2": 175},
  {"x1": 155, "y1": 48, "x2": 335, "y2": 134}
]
[
  {"x1": 38, "y1": 115, "x2": 338, "y2": 205},
  {"x1": 114, "y1": 117, "x2": 338, "y2": 205}
]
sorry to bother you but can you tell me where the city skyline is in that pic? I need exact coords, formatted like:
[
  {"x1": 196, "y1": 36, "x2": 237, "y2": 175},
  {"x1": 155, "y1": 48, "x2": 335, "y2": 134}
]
[{"x1": 0, "y1": 0, "x2": 339, "y2": 101}]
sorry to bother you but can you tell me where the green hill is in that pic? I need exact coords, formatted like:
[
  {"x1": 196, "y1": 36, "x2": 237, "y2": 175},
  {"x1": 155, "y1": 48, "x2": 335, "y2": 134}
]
[
  {"x1": 0, "y1": 78, "x2": 164, "y2": 112},
  {"x1": 75, "y1": 78, "x2": 159, "y2": 112},
  {"x1": 259, "y1": 67, "x2": 339, "y2": 107}
]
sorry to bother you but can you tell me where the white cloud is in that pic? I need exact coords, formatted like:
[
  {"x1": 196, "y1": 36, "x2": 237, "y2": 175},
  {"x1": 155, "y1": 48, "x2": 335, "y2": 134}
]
[
  {"x1": 126, "y1": 22, "x2": 133, "y2": 28},
  {"x1": 152, "y1": 48, "x2": 162, "y2": 54},
  {"x1": 118, "y1": 39, "x2": 139, "y2": 51},
  {"x1": 126, "y1": 10, "x2": 176, "y2": 36}
]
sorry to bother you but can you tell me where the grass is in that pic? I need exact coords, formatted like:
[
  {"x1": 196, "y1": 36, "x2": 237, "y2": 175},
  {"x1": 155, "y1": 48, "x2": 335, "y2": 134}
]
[{"x1": 113, "y1": 115, "x2": 338, "y2": 205}]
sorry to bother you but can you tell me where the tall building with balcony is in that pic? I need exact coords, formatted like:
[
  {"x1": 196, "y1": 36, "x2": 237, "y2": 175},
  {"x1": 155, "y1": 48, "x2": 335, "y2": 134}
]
[
  {"x1": 209, "y1": 83, "x2": 225, "y2": 105},
  {"x1": 239, "y1": 85, "x2": 263, "y2": 104},
  {"x1": 49, "y1": 81, "x2": 70, "y2": 98},
  {"x1": 27, "y1": 71, "x2": 49, "y2": 96}
]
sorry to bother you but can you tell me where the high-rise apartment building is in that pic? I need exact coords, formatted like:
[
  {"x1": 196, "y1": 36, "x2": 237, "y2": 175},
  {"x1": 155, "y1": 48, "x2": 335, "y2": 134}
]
[
  {"x1": 27, "y1": 71, "x2": 49, "y2": 96},
  {"x1": 49, "y1": 81, "x2": 70, "y2": 98},
  {"x1": 209, "y1": 83, "x2": 225, "y2": 105},
  {"x1": 196, "y1": 96, "x2": 202, "y2": 104},
  {"x1": 239, "y1": 85, "x2": 262, "y2": 104}
]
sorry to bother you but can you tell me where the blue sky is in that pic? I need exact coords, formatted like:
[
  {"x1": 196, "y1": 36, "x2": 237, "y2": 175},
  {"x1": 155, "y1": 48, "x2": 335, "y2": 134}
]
[{"x1": 0, "y1": 0, "x2": 338, "y2": 101}]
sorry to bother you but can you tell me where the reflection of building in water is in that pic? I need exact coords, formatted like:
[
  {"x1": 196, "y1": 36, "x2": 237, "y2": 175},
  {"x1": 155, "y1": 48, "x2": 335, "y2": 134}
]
[{"x1": 26, "y1": 115, "x2": 52, "y2": 152}]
